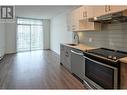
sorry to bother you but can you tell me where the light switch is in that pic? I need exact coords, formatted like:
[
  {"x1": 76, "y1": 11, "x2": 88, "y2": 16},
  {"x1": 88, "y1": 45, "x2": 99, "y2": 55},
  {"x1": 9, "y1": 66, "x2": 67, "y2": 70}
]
[{"x1": 89, "y1": 37, "x2": 93, "y2": 42}]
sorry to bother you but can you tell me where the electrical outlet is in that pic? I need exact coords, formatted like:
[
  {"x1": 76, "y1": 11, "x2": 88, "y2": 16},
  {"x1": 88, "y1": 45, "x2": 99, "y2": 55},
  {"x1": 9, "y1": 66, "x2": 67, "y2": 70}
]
[{"x1": 89, "y1": 38, "x2": 93, "y2": 43}]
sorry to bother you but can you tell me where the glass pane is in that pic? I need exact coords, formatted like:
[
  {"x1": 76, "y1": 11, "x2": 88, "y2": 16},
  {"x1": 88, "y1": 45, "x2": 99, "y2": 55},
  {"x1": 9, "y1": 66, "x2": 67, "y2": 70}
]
[
  {"x1": 17, "y1": 25, "x2": 30, "y2": 52},
  {"x1": 31, "y1": 25, "x2": 43, "y2": 50}
]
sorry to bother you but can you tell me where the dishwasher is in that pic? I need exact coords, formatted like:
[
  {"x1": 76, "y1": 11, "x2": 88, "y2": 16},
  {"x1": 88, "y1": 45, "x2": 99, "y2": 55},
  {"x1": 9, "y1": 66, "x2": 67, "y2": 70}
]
[{"x1": 71, "y1": 49, "x2": 85, "y2": 80}]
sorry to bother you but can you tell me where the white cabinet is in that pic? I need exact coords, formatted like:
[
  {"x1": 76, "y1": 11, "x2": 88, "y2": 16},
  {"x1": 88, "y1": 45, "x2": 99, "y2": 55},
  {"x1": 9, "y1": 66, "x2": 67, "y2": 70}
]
[
  {"x1": 67, "y1": 5, "x2": 127, "y2": 32},
  {"x1": 68, "y1": 6, "x2": 101, "y2": 32},
  {"x1": 93, "y1": 6, "x2": 105, "y2": 17},
  {"x1": 93, "y1": 5, "x2": 127, "y2": 17},
  {"x1": 69, "y1": 8, "x2": 80, "y2": 31},
  {"x1": 79, "y1": 6, "x2": 94, "y2": 20},
  {"x1": 108, "y1": 5, "x2": 127, "y2": 13},
  {"x1": 66, "y1": 10, "x2": 78, "y2": 31},
  {"x1": 78, "y1": 19, "x2": 101, "y2": 31}
]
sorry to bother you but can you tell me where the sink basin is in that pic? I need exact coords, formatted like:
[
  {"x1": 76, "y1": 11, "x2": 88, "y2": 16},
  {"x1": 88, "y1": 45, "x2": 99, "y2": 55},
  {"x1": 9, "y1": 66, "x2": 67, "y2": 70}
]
[{"x1": 67, "y1": 44, "x2": 77, "y2": 46}]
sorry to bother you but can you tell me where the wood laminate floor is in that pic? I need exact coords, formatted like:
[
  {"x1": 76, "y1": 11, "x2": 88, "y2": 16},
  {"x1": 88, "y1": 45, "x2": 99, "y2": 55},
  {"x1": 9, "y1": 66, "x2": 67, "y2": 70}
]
[{"x1": 0, "y1": 50, "x2": 85, "y2": 89}]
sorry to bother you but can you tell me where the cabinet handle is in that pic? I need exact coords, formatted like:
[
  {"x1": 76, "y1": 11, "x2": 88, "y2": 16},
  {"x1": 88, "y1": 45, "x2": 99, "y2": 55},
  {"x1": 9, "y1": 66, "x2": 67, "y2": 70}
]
[
  {"x1": 83, "y1": 11, "x2": 85, "y2": 17},
  {"x1": 85, "y1": 11, "x2": 87, "y2": 18},
  {"x1": 108, "y1": 6, "x2": 111, "y2": 11},
  {"x1": 65, "y1": 51, "x2": 69, "y2": 57},
  {"x1": 65, "y1": 54, "x2": 69, "y2": 57},
  {"x1": 105, "y1": 5, "x2": 107, "y2": 12},
  {"x1": 83, "y1": 11, "x2": 87, "y2": 18}
]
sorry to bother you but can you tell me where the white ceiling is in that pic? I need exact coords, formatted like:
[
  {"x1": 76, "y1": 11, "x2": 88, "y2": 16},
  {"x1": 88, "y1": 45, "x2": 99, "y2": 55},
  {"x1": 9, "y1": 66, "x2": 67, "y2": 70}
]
[{"x1": 15, "y1": 6, "x2": 79, "y2": 19}]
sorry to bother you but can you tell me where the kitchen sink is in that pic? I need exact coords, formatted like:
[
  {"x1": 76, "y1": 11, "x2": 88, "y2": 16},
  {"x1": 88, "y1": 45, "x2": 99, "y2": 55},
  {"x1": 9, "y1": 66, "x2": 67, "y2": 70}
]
[{"x1": 67, "y1": 44, "x2": 77, "y2": 46}]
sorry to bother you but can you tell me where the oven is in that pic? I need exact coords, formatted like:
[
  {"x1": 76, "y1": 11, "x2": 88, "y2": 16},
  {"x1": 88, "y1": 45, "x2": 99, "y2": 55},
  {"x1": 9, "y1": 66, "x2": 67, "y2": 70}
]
[{"x1": 83, "y1": 52, "x2": 120, "y2": 89}]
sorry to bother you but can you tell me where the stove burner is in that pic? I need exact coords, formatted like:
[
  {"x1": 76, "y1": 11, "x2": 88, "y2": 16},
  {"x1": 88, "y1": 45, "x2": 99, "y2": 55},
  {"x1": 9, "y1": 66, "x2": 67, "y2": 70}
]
[{"x1": 86, "y1": 48, "x2": 127, "y2": 61}]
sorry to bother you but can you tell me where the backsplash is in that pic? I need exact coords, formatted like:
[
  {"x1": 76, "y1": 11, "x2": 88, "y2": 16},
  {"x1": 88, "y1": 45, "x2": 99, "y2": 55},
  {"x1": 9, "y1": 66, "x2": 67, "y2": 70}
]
[{"x1": 77, "y1": 22, "x2": 127, "y2": 52}]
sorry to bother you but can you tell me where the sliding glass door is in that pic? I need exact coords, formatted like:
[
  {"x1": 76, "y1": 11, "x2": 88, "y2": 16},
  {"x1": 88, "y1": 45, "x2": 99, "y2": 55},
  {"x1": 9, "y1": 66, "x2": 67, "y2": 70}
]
[
  {"x1": 17, "y1": 24, "x2": 31, "y2": 51},
  {"x1": 17, "y1": 18, "x2": 43, "y2": 52},
  {"x1": 31, "y1": 25, "x2": 43, "y2": 50}
]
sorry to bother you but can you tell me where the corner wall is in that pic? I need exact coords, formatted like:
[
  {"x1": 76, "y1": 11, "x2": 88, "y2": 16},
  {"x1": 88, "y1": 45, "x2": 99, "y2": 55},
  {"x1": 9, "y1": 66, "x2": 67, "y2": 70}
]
[
  {"x1": 50, "y1": 11, "x2": 73, "y2": 55},
  {"x1": 43, "y1": 19, "x2": 50, "y2": 49},
  {"x1": 0, "y1": 23, "x2": 5, "y2": 58}
]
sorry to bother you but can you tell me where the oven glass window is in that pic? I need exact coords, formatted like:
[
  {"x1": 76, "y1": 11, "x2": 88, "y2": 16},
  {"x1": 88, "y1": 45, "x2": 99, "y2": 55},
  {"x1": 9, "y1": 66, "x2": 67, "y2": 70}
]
[{"x1": 85, "y1": 59, "x2": 114, "y2": 89}]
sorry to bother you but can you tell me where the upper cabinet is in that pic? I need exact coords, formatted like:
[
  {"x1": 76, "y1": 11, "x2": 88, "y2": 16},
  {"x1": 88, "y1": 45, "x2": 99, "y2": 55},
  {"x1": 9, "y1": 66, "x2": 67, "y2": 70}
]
[
  {"x1": 93, "y1": 6, "x2": 105, "y2": 17},
  {"x1": 71, "y1": 8, "x2": 80, "y2": 31},
  {"x1": 79, "y1": 6, "x2": 94, "y2": 20},
  {"x1": 67, "y1": 5, "x2": 127, "y2": 32},
  {"x1": 93, "y1": 5, "x2": 127, "y2": 17},
  {"x1": 68, "y1": 6, "x2": 101, "y2": 32},
  {"x1": 108, "y1": 5, "x2": 127, "y2": 13}
]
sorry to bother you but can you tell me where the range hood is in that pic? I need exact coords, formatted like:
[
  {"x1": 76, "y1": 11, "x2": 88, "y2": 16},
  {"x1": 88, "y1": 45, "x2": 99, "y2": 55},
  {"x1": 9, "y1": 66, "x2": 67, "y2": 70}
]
[{"x1": 89, "y1": 9, "x2": 127, "y2": 23}]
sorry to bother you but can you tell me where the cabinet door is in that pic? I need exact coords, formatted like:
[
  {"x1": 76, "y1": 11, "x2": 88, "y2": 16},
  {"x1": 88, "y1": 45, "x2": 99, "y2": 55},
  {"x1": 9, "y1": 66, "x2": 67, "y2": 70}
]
[
  {"x1": 86, "y1": 6, "x2": 94, "y2": 18},
  {"x1": 93, "y1": 5, "x2": 127, "y2": 17},
  {"x1": 93, "y1": 6, "x2": 105, "y2": 17},
  {"x1": 66, "y1": 47, "x2": 71, "y2": 71},
  {"x1": 70, "y1": 7, "x2": 81, "y2": 31},
  {"x1": 86, "y1": 21, "x2": 101, "y2": 31},
  {"x1": 109, "y1": 5, "x2": 127, "y2": 13},
  {"x1": 79, "y1": 6, "x2": 94, "y2": 19},
  {"x1": 120, "y1": 63, "x2": 127, "y2": 89},
  {"x1": 60, "y1": 45, "x2": 65, "y2": 64},
  {"x1": 79, "y1": 6, "x2": 86, "y2": 20},
  {"x1": 79, "y1": 19, "x2": 101, "y2": 31},
  {"x1": 64, "y1": 46, "x2": 72, "y2": 71},
  {"x1": 60, "y1": 45, "x2": 72, "y2": 71}
]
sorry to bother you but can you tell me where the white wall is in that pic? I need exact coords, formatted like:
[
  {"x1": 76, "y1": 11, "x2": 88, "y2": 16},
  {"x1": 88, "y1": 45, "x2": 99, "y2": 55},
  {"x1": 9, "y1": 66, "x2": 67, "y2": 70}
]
[
  {"x1": 50, "y1": 11, "x2": 73, "y2": 54},
  {"x1": 0, "y1": 23, "x2": 5, "y2": 58},
  {"x1": 43, "y1": 19, "x2": 50, "y2": 49},
  {"x1": 5, "y1": 20, "x2": 17, "y2": 54}
]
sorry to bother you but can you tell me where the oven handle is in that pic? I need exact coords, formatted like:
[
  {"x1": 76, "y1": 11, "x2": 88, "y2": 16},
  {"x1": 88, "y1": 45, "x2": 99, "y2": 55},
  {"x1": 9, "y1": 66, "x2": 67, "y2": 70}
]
[{"x1": 84, "y1": 56, "x2": 118, "y2": 70}]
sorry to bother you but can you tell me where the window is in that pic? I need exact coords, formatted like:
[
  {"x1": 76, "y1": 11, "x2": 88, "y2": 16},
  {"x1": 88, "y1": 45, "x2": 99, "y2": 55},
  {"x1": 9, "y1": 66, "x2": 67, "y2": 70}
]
[{"x1": 17, "y1": 18, "x2": 43, "y2": 52}]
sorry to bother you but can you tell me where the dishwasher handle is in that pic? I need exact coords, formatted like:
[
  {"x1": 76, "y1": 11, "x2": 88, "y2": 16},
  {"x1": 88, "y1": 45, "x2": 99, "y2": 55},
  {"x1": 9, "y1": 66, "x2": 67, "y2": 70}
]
[{"x1": 71, "y1": 50, "x2": 84, "y2": 56}]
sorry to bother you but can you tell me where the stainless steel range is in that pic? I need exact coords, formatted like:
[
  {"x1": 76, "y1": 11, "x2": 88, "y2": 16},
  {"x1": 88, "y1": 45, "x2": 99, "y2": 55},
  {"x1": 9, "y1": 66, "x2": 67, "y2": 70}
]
[{"x1": 83, "y1": 48, "x2": 127, "y2": 89}]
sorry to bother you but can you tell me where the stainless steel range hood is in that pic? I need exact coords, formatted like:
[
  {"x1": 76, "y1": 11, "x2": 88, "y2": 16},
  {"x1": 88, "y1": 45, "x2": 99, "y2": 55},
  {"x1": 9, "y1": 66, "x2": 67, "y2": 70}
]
[{"x1": 89, "y1": 9, "x2": 127, "y2": 23}]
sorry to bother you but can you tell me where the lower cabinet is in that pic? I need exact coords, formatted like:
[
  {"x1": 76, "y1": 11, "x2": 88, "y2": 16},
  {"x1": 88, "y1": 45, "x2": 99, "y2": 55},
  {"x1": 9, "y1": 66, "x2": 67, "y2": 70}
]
[
  {"x1": 120, "y1": 63, "x2": 127, "y2": 89},
  {"x1": 60, "y1": 44, "x2": 72, "y2": 71}
]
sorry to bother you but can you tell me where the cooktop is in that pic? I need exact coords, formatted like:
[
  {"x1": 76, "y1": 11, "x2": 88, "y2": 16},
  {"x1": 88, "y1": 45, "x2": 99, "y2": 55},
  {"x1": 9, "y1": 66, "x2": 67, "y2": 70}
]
[{"x1": 86, "y1": 48, "x2": 127, "y2": 60}]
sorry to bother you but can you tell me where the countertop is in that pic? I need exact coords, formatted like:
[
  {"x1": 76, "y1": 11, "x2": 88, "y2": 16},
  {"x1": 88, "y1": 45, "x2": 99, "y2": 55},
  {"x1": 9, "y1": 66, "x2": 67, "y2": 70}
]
[
  {"x1": 62, "y1": 43, "x2": 127, "y2": 64},
  {"x1": 119, "y1": 57, "x2": 127, "y2": 64},
  {"x1": 62, "y1": 43, "x2": 96, "y2": 51}
]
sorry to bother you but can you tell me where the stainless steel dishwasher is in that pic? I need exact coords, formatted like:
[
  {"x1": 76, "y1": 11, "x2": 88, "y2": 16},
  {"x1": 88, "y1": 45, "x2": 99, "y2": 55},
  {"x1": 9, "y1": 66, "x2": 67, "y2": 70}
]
[{"x1": 71, "y1": 49, "x2": 85, "y2": 80}]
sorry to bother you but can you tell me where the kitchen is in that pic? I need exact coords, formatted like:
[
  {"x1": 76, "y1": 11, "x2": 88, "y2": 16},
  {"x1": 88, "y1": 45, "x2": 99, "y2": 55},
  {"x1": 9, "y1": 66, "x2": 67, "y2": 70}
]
[
  {"x1": 0, "y1": 5, "x2": 127, "y2": 90},
  {"x1": 60, "y1": 5, "x2": 127, "y2": 89}
]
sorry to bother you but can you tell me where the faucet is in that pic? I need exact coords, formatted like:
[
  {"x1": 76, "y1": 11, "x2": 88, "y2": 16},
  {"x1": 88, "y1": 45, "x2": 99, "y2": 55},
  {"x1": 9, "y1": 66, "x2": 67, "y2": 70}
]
[{"x1": 74, "y1": 33, "x2": 79, "y2": 45}]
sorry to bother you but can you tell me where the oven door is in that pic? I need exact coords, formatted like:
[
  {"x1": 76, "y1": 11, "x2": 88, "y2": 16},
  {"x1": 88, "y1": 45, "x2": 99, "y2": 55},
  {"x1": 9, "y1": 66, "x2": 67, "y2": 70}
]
[{"x1": 84, "y1": 56, "x2": 118, "y2": 89}]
